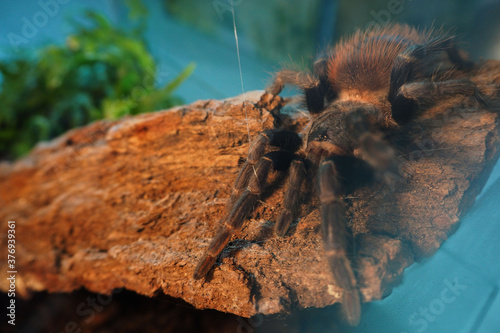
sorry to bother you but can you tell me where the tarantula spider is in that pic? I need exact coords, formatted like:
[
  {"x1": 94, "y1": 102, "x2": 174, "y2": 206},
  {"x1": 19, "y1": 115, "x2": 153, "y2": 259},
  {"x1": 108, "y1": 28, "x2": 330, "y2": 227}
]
[{"x1": 193, "y1": 24, "x2": 483, "y2": 325}]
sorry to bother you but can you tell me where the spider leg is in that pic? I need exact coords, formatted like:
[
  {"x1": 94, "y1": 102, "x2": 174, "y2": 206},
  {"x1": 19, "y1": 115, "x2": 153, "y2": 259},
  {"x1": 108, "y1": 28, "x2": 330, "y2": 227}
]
[
  {"x1": 266, "y1": 69, "x2": 320, "y2": 96},
  {"x1": 194, "y1": 129, "x2": 301, "y2": 279},
  {"x1": 258, "y1": 60, "x2": 336, "y2": 115},
  {"x1": 389, "y1": 37, "x2": 474, "y2": 124},
  {"x1": 346, "y1": 109, "x2": 397, "y2": 182},
  {"x1": 396, "y1": 79, "x2": 487, "y2": 106},
  {"x1": 313, "y1": 57, "x2": 337, "y2": 103},
  {"x1": 275, "y1": 157, "x2": 307, "y2": 237},
  {"x1": 318, "y1": 158, "x2": 360, "y2": 326},
  {"x1": 194, "y1": 148, "x2": 297, "y2": 280},
  {"x1": 230, "y1": 129, "x2": 302, "y2": 205}
]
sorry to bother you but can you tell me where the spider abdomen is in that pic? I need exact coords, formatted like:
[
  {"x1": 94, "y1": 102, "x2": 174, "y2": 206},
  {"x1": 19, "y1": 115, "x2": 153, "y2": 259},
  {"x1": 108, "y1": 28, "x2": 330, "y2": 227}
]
[{"x1": 328, "y1": 25, "x2": 430, "y2": 92}]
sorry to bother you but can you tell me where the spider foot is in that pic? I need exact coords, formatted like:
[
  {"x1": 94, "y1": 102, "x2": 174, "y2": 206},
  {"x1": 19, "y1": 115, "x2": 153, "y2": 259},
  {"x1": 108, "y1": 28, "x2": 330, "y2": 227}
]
[
  {"x1": 342, "y1": 289, "x2": 361, "y2": 326},
  {"x1": 255, "y1": 92, "x2": 285, "y2": 113},
  {"x1": 327, "y1": 255, "x2": 362, "y2": 326},
  {"x1": 329, "y1": 253, "x2": 362, "y2": 326},
  {"x1": 193, "y1": 252, "x2": 216, "y2": 280}
]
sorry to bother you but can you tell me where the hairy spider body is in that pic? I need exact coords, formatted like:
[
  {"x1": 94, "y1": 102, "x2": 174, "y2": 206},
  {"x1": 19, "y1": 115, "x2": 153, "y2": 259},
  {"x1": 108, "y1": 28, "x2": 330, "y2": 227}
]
[{"x1": 194, "y1": 24, "x2": 482, "y2": 325}]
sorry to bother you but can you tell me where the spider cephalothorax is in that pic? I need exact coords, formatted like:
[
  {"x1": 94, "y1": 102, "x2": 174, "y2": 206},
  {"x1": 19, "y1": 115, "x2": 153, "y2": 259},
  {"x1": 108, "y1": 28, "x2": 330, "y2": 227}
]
[{"x1": 193, "y1": 24, "x2": 484, "y2": 325}]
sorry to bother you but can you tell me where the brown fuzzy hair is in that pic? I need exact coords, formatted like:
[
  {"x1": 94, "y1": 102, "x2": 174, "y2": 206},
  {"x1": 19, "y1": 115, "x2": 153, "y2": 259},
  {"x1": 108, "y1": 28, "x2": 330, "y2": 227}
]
[{"x1": 327, "y1": 24, "x2": 448, "y2": 92}]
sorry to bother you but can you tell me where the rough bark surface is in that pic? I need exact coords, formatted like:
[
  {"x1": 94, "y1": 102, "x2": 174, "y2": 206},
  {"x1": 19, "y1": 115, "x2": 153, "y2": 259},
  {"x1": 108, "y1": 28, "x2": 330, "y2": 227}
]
[{"x1": 1, "y1": 60, "x2": 499, "y2": 318}]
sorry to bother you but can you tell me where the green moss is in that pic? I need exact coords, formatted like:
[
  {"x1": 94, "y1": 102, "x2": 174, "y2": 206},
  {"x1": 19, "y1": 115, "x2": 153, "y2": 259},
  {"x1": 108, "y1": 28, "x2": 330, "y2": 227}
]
[{"x1": 0, "y1": 6, "x2": 193, "y2": 160}]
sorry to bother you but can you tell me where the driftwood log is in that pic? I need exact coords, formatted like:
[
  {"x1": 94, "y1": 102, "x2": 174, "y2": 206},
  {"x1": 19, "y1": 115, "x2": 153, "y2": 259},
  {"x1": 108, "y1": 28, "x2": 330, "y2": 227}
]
[{"x1": 1, "y1": 60, "x2": 499, "y2": 318}]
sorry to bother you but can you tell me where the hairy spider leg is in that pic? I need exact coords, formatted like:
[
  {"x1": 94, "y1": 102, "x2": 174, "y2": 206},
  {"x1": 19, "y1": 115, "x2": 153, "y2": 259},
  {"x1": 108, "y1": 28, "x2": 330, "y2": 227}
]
[
  {"x1": 257, "y1": 57, "x2": 336, "y2": 118},
  {"x1": 193, "y1": 130, "x2": 301, "y2": 280},
  {"x1": 275, "y1": 158, "x2": 307, "y2": 237},
  {"x1": 265, "y1": 68, "x2": 331, "y2": 114},
  {"x1": 230, "y1": 130, "x2": 302, "y2": 206},
  {"x1": 396, "y1": 79, "x2": 487, "y2": 106},
  {"x1": 312, "y1": 57, "x2": 339, "y2": 105},
  {"x1": 346, "y1": 109, "x2": 397, "y2": 181},
  {"x1": 194, "y1": 152, "x2": 278, "y2": 280},
  {"x1": 318, "y1": 158, "x2": 361, "y2": 326},
  {"x1": 266, "y1": 69, "x2": 321, "y2": 96},
  {"x1": 389, "y1": 36, "x2": 474, "y2": 124}
]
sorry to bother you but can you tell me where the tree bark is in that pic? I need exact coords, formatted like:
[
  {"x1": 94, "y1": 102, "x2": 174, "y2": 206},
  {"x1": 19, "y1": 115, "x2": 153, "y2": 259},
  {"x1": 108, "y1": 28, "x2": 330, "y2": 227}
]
[{"x1": 1, "y1": 60, "x2": 499, "y2": 318}]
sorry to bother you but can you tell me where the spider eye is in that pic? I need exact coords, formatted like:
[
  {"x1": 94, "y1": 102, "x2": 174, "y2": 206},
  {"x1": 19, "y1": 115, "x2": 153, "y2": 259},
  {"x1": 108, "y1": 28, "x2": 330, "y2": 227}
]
[{"x1": 309, "y1": 129, "x2": 330, "y2": 142}]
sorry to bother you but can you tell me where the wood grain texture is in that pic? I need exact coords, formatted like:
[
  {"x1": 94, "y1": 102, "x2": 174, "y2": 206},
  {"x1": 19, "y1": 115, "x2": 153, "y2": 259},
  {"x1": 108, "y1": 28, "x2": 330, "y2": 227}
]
[{"x1": 1, "y1": 60, "x2": 499, "y2": 318}]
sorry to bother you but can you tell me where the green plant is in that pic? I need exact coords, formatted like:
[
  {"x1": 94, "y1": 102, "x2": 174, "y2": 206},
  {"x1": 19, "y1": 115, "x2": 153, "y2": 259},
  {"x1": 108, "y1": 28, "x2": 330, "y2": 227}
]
[{"x1": 0, "y1": 7, "x2": 194, "y2": 160}]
